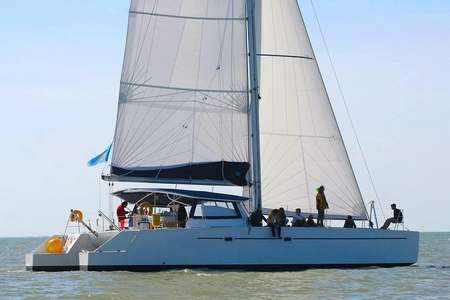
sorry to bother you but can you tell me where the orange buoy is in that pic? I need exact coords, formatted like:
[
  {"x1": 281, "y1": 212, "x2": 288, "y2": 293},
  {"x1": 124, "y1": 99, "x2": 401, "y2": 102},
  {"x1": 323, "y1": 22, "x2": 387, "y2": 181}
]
[{"x1": 46, "y1": 237, "x2": 64, "y2": 254}]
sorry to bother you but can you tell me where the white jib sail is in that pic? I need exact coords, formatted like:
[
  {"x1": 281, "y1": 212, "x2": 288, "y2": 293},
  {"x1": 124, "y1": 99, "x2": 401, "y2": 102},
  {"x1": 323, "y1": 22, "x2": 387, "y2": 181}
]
[
  {"x1": 111, "y1": 0, "x2": 250, "y2": 185},
  {"x1": 256, "y1": 0, "x2": 367, "y2": 219}
]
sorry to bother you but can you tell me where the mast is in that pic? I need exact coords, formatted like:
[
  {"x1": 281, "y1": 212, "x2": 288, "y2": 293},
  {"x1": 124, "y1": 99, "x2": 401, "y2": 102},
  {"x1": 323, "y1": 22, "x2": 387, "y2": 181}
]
[{"x1": 246, "y1": 0, "x2": 262, "y2": 211}]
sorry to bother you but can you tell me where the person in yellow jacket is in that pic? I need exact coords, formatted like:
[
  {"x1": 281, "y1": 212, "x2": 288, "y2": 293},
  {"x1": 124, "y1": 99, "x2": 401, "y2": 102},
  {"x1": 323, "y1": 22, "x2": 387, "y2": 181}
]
[
  {"x1": 267, "y1": 209, "x2": 281, "y2": 238},
  {"x1": 316, "y1": 185, "x2": 329, "y2": 227}
]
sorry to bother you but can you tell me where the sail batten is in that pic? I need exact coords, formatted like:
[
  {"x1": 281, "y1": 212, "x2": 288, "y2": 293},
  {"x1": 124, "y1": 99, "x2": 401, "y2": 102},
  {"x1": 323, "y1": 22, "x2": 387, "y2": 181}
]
[
  {"x1": 129, "y1": 10, "x2": 247, "y2": 21},
  {"x1": 120, "y1": 82, "x2": 249, "y2": 94},
  {"x1": 256, "y1": 53, "x2": 314, "y2": 60}
]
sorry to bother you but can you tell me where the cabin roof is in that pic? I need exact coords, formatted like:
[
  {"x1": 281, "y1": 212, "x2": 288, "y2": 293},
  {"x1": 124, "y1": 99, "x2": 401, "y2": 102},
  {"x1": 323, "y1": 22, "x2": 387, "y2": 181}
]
[{"x1": 112, "y1": 188, "x2": 248, "y2": 206}]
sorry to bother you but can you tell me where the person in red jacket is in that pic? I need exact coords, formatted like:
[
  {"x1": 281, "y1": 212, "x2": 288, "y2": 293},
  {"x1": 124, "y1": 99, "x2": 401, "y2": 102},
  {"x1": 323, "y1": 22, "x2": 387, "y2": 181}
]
[{"x1": 116, "y1": 201, "x2": 129, "y2": 228}]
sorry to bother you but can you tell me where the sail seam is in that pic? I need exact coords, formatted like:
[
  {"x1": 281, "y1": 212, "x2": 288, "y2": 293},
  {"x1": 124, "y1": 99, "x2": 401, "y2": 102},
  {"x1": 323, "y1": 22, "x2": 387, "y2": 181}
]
[
  {"x1": 129, "y1": 10, "x2": 246, "y2": 21},
  {"x1": 256, "y1": 53, "x2": 313, "y2": 60},
  {"x1": 121, "y1": 81, "x2": 248, "y2": 94}
]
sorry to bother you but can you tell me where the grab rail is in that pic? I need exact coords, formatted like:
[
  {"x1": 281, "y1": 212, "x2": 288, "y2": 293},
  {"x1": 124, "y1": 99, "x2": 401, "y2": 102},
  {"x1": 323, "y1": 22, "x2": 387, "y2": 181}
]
[{"x1": 98, "y1": 210, "x2": 121, "y2": 231}]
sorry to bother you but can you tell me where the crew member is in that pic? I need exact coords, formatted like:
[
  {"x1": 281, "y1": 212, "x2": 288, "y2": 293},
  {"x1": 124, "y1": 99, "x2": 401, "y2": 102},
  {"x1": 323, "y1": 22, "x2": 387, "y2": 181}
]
[
  {"x1": 268, "y1": 209, "x2": 281, "y2": 238},
  {"x1": 343, "y1": 215, "x2": 356, "y2": 228},
  {"x1": 292, "y1": 208, "x2": 306, "y2": 227},
  {"x1": 381, "y1": 203, "x2": 403, "y2": 229},
  {"x1": 316, "y1": 185, "x2": 329, "y2": 227},
  {"x1": 116, "y1": 201, "x2": 129, "y2": 229},
  {"x1": 177, "y1": 204, "x2": 188, "y2": 228}
]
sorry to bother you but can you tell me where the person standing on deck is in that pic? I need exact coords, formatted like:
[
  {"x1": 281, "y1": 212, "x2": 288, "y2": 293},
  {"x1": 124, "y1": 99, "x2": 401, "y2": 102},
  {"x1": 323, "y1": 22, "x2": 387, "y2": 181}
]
[
  {"x1": 177, "y1": 204, "x2": 188, "y2": 228},
  {"x1": 116, "y1": 201, "x2": 130, "y2": 229},
  {"x1": 316, "y1": 186, "x2": 329, "y2": 227}
]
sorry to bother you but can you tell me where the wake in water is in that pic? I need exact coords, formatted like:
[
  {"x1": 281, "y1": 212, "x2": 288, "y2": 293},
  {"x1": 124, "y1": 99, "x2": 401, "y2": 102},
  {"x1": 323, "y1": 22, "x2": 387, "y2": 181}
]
[{"x1": 413, "y1": 263, "x2": 450, "y2": 269}]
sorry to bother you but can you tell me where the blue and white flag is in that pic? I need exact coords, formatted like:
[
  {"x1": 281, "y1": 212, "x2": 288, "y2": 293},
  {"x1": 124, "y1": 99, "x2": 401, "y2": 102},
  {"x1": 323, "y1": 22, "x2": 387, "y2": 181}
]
[{"x1": 87, "y1": 144, "x2": 112, "y2": 167}]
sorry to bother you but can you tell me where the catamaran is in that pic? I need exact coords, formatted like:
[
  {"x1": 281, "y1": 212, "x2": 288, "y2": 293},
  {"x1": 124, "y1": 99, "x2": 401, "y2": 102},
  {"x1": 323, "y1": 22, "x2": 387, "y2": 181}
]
[{"x1": 26, "y1": 0, "x2": 419, "y2": 271}]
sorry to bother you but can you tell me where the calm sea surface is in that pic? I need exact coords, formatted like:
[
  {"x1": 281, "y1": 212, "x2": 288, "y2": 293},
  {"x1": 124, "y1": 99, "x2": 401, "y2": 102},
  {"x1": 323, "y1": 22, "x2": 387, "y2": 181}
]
[{"x1": 0, "y1": 232, "x2": 449, "y2": 299}]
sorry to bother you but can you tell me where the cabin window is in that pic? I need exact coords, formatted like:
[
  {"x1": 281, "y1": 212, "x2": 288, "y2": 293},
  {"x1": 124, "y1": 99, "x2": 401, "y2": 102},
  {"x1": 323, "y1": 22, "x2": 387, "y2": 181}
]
[{"x1": 190, "y1": 201, "x2": 241, "y2": 219}]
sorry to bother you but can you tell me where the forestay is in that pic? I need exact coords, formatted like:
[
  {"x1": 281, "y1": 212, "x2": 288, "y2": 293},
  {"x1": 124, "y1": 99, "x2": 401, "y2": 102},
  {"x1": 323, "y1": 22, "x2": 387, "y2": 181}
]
[
  {"x1": 255, "y1": 0, "x2": 367, "y2": 219},
  {"x1": 111, "y1": 0, "x2": 250, "y2": 186}
]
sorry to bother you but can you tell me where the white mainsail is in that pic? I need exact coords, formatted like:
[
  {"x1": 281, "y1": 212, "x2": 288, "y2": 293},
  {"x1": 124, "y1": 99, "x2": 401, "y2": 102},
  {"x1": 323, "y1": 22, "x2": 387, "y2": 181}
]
[
  {"x1": 256, "y1": 0, "x2": 367, "y2": 219},
  {"x1": 111, "y1": 0, "x2": 250, "y2": 186}
]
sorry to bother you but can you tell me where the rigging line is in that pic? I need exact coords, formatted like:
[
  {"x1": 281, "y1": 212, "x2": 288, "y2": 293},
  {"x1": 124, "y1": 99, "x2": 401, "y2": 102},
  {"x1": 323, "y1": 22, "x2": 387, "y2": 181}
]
[
  {"x1": 256, "y1": 53, "x2": 314, "y2": 60},
  {"x1": 129, "y1": 10, "x2": 246, "y2": 21},
  {"x1": 120, "y1": 81, "x2": 248, "y2": 94},
  {"x1": 309, "y1": 0, "x2": 384, "y2": 219}
]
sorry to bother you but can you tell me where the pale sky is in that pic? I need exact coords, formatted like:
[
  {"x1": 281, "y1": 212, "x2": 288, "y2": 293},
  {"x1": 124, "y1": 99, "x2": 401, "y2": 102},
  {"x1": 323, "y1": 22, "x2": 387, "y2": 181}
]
[{"x1": 1, "y1": 1, "x2": 449, "y2": 236}]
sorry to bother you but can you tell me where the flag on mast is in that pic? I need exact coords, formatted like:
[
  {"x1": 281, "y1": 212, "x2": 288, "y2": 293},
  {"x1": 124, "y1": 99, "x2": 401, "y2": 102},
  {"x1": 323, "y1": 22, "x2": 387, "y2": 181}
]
[{"x1": 87, "y1": 144, "x2": 112, "y2": 167}]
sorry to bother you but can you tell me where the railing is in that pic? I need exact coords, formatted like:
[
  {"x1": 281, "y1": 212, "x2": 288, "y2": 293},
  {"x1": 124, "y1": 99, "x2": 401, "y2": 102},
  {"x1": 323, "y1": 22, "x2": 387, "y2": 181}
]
[{"x1": 98, "y1": 210, "x2": 121, "y2": 231}]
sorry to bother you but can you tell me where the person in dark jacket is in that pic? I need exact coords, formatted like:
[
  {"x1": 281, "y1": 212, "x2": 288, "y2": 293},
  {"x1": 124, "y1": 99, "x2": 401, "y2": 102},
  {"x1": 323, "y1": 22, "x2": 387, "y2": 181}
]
[
  {"x1": 177, "y1": 205, "x2": 188, "y2": 228},
  {"x1": 250, "y1": 209, "x2": 267, "y2": 226},
  {"x1": 381, "y1": 203, "x2": 403, "y2": 229},
  {"x1": 306, "y1": 215, "x2": 317, "y2": 227},
  {"x1": 343, "y1": 215, "x2": 356, "y2": 228},
  {"x1": 278, "y1": 207, "x2": 288, "y2": 226}
]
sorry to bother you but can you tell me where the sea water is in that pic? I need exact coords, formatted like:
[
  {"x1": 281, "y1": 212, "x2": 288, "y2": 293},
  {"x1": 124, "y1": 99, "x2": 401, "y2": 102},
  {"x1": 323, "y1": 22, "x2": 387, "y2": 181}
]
[{"x1": 0, "y1": 232, "x2": 449, "y2": 299}]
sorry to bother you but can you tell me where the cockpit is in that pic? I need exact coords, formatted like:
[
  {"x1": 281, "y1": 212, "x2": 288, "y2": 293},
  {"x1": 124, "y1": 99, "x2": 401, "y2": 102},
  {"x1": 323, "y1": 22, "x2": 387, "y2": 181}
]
[{"x1": 112, "y1": 188, "x2": 249, "y2": 230}]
